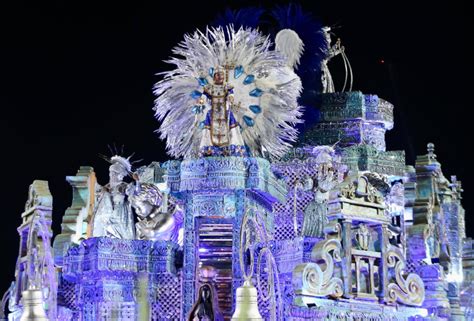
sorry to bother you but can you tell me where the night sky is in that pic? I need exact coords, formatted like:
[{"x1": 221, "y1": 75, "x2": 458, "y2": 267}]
[{"x1": 0, "y1": 1, "x2": 470, "y2": 294}]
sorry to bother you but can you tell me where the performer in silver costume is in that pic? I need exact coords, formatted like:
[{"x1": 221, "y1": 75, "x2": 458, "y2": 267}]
[
  {"x1": 91, "y1": 155, "x2": 136, "y2": 239},
  {"x1": 153, "y1": 27, "x2": 303, "y2": 160},
  {"x1": 198, "y1": 67, "x2": 246, "y2": 157}
]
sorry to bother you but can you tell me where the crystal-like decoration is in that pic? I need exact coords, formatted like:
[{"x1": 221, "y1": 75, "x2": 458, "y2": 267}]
[
  {"x1": 243, "y1": 115, "x2": 254, "y2": 126},
  {"x1": 243, "y1": 75, "x2": 255, "y2": 85},
  {"x1": 234, "y1": 65, "x2": 244, "y2": 79},
  {"x1": 249, "y1": 88, "x2": 263, "y2": 97},
  {"x1": 191, "y1": 90, "x2": 202, "y2": 99},
  {"x1": 197, "y1": 77, "x2": 208, "y2": 86},
  {"x1": 192, "y1": 105, "x2": 201, "y2": 114},
  {"x1": 249, "y1": 105, "x2": 261, "y2": 114}
]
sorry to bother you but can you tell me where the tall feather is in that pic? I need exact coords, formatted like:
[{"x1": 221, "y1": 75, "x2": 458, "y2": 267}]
[
  {"x1": 153, "y1": 26, "x2": 303, "y2": 159},
  {"x1": 275, "y1": 29, "x2": 304, "y2": 70},
  {"x1": 271, "y1": 4, "x2": 326, "y2": 96}
]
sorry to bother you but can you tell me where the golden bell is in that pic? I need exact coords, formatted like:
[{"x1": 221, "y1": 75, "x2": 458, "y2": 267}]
[
  {"x1": 231, "y1": 280, "x2": 263, "y2": 321},
  {"x1": 19, "y1": 289, "x2": 49, "y2": 321}
]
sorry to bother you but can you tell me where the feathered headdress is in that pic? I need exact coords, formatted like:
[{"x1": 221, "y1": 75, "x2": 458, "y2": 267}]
[{"x1": 153, "y1": 26, "x2": 303, "y2": 159}]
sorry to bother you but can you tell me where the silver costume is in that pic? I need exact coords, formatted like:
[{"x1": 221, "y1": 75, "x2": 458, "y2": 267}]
[
  {"x1": 91, "y1": 156, "x2": 135, "y2": 239},
  {"x1": 302, "y1": 147, "x2": 341, "y2": 238},
  {"x1": 321, "y1": 27, "x2": 346, "y2": 93},
  {"x1": 128, "y1": 181, "x2": 183, "y2": 244}
]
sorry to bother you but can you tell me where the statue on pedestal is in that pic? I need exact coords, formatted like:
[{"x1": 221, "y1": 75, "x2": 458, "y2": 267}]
[
  {"x1": 302, "y1": 146, "x2": 342, "y2": 238},
  {"x1": 356, "y1": 223, "x2": 371, "y2": 251},
  {"x1": 128, "y1": 181, "x2": 183, "y2": 244},
  {"x1": 91, "y1": 155, "x2": 135, "y2": 239},
  {"x1": 320, "y1": 26, "x2": 352, "y2": 93}
]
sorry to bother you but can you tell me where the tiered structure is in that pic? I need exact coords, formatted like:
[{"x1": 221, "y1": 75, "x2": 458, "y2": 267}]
[
  {"x1": 461, "y1": 238, "x2": 474, "y2": 318},
  {"x1": 272, "y1": 92, "x2": 425, "y2": 319},
  {"x1": 405, "y1": 145, "x2": 469, "y2": 320},
  {"x1": 6, "y1": 181, "x2": 56, "y2": 320},
  {"x1": 1, "y1": 22, "x2": 472, "y2": 321}
]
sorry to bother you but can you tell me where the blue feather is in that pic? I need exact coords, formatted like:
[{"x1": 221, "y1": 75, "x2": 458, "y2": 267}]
[{"x1": 213, "y1": 7, "x2": 265, "y2": 29}]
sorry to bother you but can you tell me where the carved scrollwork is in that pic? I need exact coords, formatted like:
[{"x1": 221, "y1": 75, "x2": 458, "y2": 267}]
[
  {"x1": 292, "y1": 239, "x2": 343, "y2": 298},
  {"x1": 341, "y1": 182, "x2": 356, "y2": 199},
  {"x1": 386, "y1": 245, "x2": 425, "y2": 306},
  {"x1": 340, "y1": 175, "x2": 384, "y2": 205}
]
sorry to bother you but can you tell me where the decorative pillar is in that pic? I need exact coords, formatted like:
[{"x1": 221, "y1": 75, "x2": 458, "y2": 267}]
[
  {"x1": 53, "y1": 166, "x2": 96, "y2": 267},
  {"x1": 231, "y1": 189, "x2": 246, "y2": 313},
  {"x1": 182, "y1": 192, "x2": 195, "y2": 318},
  {"x1": 341, "y1": 220, "x2": 352, "y2": 298},
  {"x1": 10, "y1": 181, "x2": 55, "y2": 319},
  {"x1": 377, "y1": 224, "x2": 389, "y2": 303}
]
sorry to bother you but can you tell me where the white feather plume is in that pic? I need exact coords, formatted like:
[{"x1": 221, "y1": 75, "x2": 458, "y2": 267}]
[
  {"x1": 275, "y1": 29, "x2": 304, "y2": 70},
  {"x1": 154, "y1": 26, "x2": 303, "y2": 159}
]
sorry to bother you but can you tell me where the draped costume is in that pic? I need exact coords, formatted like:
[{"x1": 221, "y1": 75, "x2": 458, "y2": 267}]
[{"x1": 199, "y1": 83, "x2": 246, "y2": 157}]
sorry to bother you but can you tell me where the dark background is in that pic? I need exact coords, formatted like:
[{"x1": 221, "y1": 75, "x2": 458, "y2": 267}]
[{"x1": 0, "y1": 0, "x2": 471, "y2": 295}]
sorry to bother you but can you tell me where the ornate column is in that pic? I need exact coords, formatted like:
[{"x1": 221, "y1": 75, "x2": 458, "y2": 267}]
[
  {"x1": 408, "y1": 144, "x2": 452, "y2": 319},
  {"x1": 181, "y1": 191, "x2": 196, "y2": 318},
  {"x1": 53, "y1": 166, "x2": 96, "y2": 267},
  {"x1": 9, "y1": 181, "x2": 55, "y2": 320},
  {"x1": 461, "y1": 238, "x2": 474, "y2": 318},
  {"x1": 341, "y1": 220, "x2": 353, "y2": 298},
  {"x1": 377, "y1": 224, "x2": 389, "y2": 302}
]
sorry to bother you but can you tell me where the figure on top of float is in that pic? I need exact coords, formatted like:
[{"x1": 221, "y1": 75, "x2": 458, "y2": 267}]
[
  {"x1": 154, "y1": 26, "x2": 305, "y2": 159},
  {"x1": 197, "y1": 66, "x2": 246, "y2": 157}
]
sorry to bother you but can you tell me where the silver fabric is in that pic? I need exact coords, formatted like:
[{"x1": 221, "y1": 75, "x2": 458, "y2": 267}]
[
  {"x1": 91, "y1": 156, "x2": 135, "y2": 239},
  {"x1": 128, "y1": 182, "x2": 183, "y2": 244}
]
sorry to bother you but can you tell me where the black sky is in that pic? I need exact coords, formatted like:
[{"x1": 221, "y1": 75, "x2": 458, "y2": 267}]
[{"x1": 0, "y1": 0, "x2": 471, "y2": 293}]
